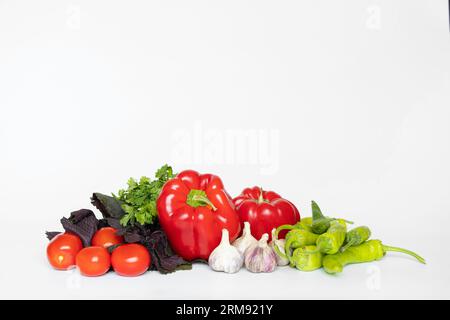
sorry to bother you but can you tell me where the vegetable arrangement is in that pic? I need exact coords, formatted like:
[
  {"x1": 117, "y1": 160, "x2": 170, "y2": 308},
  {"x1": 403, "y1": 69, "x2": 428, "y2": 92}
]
[{"x1": 45, "y1": 164, "x2": 425, "y2": 278}]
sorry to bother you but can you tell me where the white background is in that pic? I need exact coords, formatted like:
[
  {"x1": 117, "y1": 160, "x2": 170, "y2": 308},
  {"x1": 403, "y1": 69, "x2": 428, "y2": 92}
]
[{"x1": 1, "y1": 0, "x2": 449, "y2": 299}]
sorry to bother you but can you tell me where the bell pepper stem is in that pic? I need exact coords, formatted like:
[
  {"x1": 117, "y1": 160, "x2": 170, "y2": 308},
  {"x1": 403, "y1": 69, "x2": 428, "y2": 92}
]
[
  {"x1": 382, "y1": 245, "x2": 426, "y2": 264},
  {"x1": 192, "y1": 194, "x2": 217, "y2": 211},
  {"x1": 187, "y1": 189, "x2": 218, "y2": 211}
]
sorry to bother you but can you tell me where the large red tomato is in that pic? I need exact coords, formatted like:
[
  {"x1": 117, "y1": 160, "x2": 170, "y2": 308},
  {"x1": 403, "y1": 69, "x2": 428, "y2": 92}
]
[
  {"x1": 233, "y1": 187, "x2": 300, "y2": 241},
  {"x1": 47, "y1": 233, "x2": 83, "y2": 270},
  {"x1": 111, "y1": 244, "x2": 150, "y2": 277},
  {"x1": 76, "y1": 246, "x2": 111, "y2": 277},
  {"x1": 92, "y1": 227, "x2": 124, "y2": 248}
]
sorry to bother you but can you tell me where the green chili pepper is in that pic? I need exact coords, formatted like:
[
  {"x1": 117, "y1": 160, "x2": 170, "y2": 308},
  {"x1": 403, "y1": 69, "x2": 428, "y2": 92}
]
[
  {"x1": 310, "y1": 201, "x2": 353, "y2": 234},
  {"x1": 290, "y1": 246, "x2": 323, "y2": 271},
  {"x1": 313, "y1": 219, "x2": 347, "y2": 254},
  {"x1": 278, "y1": 229, "x2": 320, "y2": 266},
  {"x1": 274, "y1": 223, "x2": 302, "y2": 239},
  {"x1": 340, "y1": 226, "x2": 371, "y2": 252},
  {"x1": 323, "y1": 239, "x2": 426, "y2": 274},
  {"x1": 274, "y1": 217, "x2": 313, "y2": 240},
  {"x1": 311, "y1": 201, "x2": 333, "y2": 234},
  {"x1": 299, "y1": 217, "x2": 313, "y2": 231},
  {"x1": 286, "y1": 229, "x2": 319, "y2": 250},
  {"x1": 272, "y1": 220, "x2": 316, "y2": 261},
  {"x1": 272, "y1": 226, "x2": 299, "y2": 260}
]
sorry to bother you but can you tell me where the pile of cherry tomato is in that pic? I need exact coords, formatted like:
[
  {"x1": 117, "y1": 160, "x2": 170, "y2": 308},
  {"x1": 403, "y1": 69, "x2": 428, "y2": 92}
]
[{"x1": 46, "y1": 227, "x2": 151, "y2": 277}]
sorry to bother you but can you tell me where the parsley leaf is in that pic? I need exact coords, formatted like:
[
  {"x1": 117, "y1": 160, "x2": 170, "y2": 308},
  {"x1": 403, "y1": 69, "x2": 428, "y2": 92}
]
[{"x1": 113, "y1": 164, "x2": 176, "y2": 226}]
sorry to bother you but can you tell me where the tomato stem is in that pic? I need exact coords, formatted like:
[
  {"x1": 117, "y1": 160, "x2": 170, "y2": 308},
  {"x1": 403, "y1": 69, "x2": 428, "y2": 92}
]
[{"x1": 257, "y1": 187, "x2": 267, "y2": 204}]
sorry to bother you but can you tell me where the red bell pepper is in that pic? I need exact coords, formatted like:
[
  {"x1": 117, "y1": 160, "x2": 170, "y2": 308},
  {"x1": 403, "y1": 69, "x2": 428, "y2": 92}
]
[
  {"x1": 233, "y1": 187, "x2": 300, "y2": 241},
  {"x1": 156, "y1": 170, "x2": 241, "y2": 261}
]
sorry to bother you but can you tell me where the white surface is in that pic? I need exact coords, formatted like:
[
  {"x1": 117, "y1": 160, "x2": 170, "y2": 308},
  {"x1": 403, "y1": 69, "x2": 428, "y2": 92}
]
[
  {"x1": 0, "y1": 221, "x2": 442, "y2": 300},
  {"x1": 1, "y1": 0, "x2": 450, "y2": 299}
]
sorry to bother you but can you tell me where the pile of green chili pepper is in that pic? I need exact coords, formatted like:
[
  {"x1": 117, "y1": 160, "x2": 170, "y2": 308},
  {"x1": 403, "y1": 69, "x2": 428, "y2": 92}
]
[{"x1": 273, "y1": 201, "x2": 426, "y2": 275}]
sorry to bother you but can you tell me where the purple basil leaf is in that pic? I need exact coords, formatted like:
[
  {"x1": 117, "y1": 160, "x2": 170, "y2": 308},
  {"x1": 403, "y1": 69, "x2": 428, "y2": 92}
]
[
  {"x1": 61, "y1": 209, "x2": 99, "y2": 247},
  {"x1": 69, "y1": 209, "x2": 95, "y2": 223},
  {"x1": 97, "y1": 219, "x2": 110, "y2": 229},
  {"x1": 45, "y1": 231, "x2": 61, "y2": 241},
  {"x1": 158, "y1": 255, "x2": 192, "y2": 274},
  {"x1": 124, "y1": 232, "x2": 141, "y2": 243},
  {"x1": 145, "y1": 230, "x2": 191, "y2": 274},
  {"x1": 106, "y1": 217, "x2": 122, "y2": 230},
  {"x1": 107, "y1": 243, "x2": 122, "y2": 254},
  {"x1": 91, "y1": 193, "x2": 125, "y2": 219}
]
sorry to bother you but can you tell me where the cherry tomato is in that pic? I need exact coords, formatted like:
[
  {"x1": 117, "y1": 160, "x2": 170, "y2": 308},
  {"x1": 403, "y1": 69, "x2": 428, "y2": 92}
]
[
  {"x1": 91, "y1": 227, "x2": 124, "y2": 248},
  {"x1": 111, "y1": 244, "x2": 151, "y2": 277},
  {"x1": 76, "y1": 246, "x2": 111, "y2": 277},
  {"x1": 47, "y1": 233, "x2": 83, "y2": 270}
]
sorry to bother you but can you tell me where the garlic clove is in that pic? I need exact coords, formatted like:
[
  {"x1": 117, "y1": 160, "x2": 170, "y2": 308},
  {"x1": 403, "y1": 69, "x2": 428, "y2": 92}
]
[
  {"x1": 232, "y1": 221, "x2": 258, "y2": 255},
  {"x1": 208, "y1": 229, "x2": 244, "y2": 274},
  {"x1": 244, "y1": 233, "x2": 278, "y2": 273}
]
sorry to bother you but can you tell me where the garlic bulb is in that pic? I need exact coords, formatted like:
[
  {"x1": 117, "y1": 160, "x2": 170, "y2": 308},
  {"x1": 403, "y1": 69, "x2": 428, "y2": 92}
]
[
  {"x1": 208, "y1": 229, "x2": 244, "y2": 273},
  {"x1": 270, "y1": 228, "x2": 289, "y2": 266},
  {"x1": 232, "y1": 221, "x2": 258, "y2": 255},
  {"x1": 244, "y1": 233, "x2": 278, "y2": 273}
]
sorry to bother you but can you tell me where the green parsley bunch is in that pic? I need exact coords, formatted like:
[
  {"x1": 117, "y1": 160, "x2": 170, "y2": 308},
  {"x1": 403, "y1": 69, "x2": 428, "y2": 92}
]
[{"x1": 114, "y1": 165, "x2": 175, "y2": 226}]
